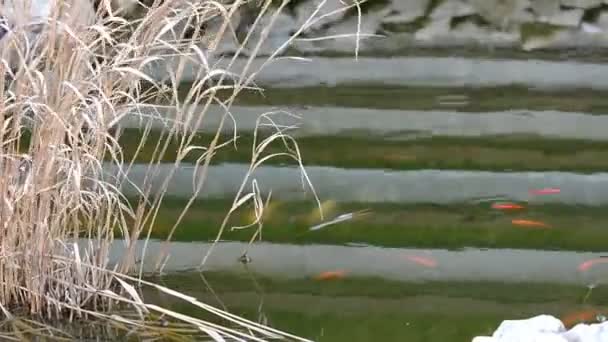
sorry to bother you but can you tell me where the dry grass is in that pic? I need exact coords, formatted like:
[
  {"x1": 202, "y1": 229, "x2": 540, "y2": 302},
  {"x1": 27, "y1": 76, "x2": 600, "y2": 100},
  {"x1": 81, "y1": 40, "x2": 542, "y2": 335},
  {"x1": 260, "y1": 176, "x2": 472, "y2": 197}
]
[{"x1": 0, "y1": 0, "x2": 363, "y2": 339}]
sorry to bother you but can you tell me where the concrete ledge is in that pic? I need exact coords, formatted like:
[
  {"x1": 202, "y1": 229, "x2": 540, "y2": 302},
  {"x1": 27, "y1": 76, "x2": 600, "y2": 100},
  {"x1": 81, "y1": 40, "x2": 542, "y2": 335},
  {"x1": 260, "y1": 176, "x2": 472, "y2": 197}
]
[
  {"x1": 104, "y1": 162, "x2": 608, "y2": 205},
  {"x1": 93, "y1": 239, "x2": 607, "y2": 284},
  {"x1": 120, "y1": 105, "x2": 608, "y2": 141},
  {"x1": 146, "y1": 57, "x2": 608, "y2": 90}
]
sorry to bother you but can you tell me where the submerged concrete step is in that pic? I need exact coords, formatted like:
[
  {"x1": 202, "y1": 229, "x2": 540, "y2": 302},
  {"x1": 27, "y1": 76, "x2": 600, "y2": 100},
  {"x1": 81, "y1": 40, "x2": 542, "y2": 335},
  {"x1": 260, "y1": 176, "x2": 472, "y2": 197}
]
[
  {"x1": 119, "y1": 104, "x2": 608, "y2": 141},
  {"x1": 103, "y1": 162, "x2": 608, "y2": 205},
  {"x1": 146, "y1": 56, "x2": 608, "y2": 90}
]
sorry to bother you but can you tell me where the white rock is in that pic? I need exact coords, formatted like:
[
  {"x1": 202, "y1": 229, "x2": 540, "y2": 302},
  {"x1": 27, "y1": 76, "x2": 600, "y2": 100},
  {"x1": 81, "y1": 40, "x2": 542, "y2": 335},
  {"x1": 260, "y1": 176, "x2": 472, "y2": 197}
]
[
  {"x1": 313, "y1": 8, "x2": 388, "y2": 53},
  {"x1": 506, "y1": 332, "x2": 568, "y2": 341},
  {"x1": 0, "y1": 0, "x2": 51, "y2": 23},
  {"x1": 596, "y1": 11, "x2": 608, "y2": 29},
  {"x1": 414, "y1": 18, "x2": 451, "y2": 41},
  {"x1": 389, "y1": 0, "x2": 429, "y2": 19},
  {"x1": 531, "y1": 0, "x2": 561, "y2": 18},
  {"x1": 521, "y1": 29, "x2": 564, "y2": 51},
  {"x1": 110, "y1": 0, "x2": 138, "y2": 15},
  {"x1": 547, "y1": 9, "x2": 585, "y2": 26},
  {"x1": 513, "y1": 9, "x2": 537, "y2": 24},
  {"x1": 582, "y1": 22, "x2": 603, "y2": 33},
  {"x1": 561, "y1": 0, "x2": 603, "y2": 9},
  {"x1": 562, "y1": 322, "x2": 608, "y2": 342},
  {"x1": 295, "y1": 0, "x2": 352, "y2": 32},
  {"x1": 215, "y1": 10, "x2": 297, "y2": 57},
  {"x1": 469, "y1": 0, "x2": 529, "y2": 28},
  {"x1": 451, "y1": 21, "x2": 521, "y2": 46},
  {"x1": 382, "y1": 12, "x2": 423, "y2": 25},
  {"x1": 0, "y1": 0, "x2": 95, "y2": 70},
  {"x1": 253, "y1": 12, "x2": 298, "y2": 56},
  {"x1": 474, "y1": 315, "x2": 608, "y2": 342},
  {"x1": 493, "y1": 315, "x2": 566, "y2": 339},
  {"x1": 429, "y1": 0, "x2": 476, "y2": 20},
  {"x1": 472, "y1": 337, "x2": 497, "y2": 342}
]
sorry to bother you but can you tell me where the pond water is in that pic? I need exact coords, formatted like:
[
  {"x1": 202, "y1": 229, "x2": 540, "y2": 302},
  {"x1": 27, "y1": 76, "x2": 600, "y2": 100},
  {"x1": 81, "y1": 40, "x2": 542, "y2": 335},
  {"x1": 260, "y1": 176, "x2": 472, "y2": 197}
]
[{"x1": 64, "y1": 56, "x2": 608, "y2": 341}]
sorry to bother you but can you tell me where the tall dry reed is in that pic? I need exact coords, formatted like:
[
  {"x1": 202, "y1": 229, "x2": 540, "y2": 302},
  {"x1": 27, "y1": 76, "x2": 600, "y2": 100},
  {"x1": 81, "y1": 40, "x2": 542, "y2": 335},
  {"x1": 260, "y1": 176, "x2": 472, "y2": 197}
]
[{"x1": 0, "y1": 0, "x2": 363, "y2": 339}]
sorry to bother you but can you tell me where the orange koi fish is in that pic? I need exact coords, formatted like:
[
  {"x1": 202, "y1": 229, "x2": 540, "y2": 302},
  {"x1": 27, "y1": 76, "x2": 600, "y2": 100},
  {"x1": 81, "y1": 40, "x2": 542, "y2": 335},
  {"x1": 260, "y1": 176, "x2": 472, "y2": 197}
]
[
  {"x1": 491, "y1": 202, "x2": 525, "y2": 210},
  {"x1": 578, "y1": 258, "x2": 608, "y2": 272},
  {"x1": 406, "y1": 255, "x2": 438, "y2": 268},
  {"x1": 313, "y1": 270, "x2": 347, "y2": 281},
  {"x1": 530, "y1": 188, "x2": 561, "y2": 196},
  {"x1": 561, "y1": 309, "x2": 606, "y2": 328},
  {"x1": 511, "y1": 219, "x2": 550, "y2": 228}
]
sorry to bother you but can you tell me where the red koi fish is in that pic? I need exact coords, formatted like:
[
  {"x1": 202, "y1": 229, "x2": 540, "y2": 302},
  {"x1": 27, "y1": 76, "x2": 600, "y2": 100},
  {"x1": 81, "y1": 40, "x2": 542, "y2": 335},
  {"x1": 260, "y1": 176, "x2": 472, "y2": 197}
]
[
  {"x1": 492, "y1": 202, "x2": 525, "y2": 210},
  {"x1": 530, "y1": 188, "x2": 561, "y2": 196},
  {"x1": 578, "y1": 258, "x2": 608, "y2": 272},
  {"x1": 406, "y1": 255, "x2": 438, "y2": 268},
  {"x1": 313, "y1": 270, "x2": 347, "y2": 281}
]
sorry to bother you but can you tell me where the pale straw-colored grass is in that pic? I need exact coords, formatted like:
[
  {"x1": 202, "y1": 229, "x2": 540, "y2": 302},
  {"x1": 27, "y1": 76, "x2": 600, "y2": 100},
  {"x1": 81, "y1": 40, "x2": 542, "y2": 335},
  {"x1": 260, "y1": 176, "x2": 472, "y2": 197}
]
[{"x1": 0, "y1": 0, "x2": 364, "y2": 339}]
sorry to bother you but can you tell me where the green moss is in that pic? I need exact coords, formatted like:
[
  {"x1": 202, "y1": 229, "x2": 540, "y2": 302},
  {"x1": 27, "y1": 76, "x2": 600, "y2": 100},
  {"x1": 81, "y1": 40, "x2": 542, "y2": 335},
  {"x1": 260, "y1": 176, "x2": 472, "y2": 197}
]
[
  {"x1": 344, "y1": 0, "x2": 391, "y2": 17},
  {"x1": 451, "y1": 14, "x2": 490, "y2": 30},
  {"x1": 149, "y1": 272, "x2": 608, "y2": 341},
  {"x1": 520, "y1": 22, "x2": 563, "y2": 42},
  {"x1": 381, "y1": 16, "x2": 428, "y2": 33},
  {"x1": 159, "y1": 272, "x2": 601, "y2": 304},
  {"x1": 581, "y1": 5, "x2": 608, "y2": 23}
]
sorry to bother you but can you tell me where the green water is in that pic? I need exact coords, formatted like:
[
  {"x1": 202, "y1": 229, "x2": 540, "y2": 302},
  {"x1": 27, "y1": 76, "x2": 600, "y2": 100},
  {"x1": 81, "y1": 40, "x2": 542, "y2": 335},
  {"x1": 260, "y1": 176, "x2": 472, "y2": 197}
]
[
  {"x1": 126, "y1": 198, "x2": 608, "y2": 251},
  {"x1": 102, "y1": 82, "x2": 608, "y2": 340},
  {"x1": 110, "y1": 132, "x2": 608, "y2": 173},
  {"x1": 141, "y1": 272, "x2": 608, "y2": 342},
  {"x1": 184, "y1": 85, "x2": 608, "y2": 113},
  {"x1": 9, "y1": 79, "x2": 608, "y2": 340}
]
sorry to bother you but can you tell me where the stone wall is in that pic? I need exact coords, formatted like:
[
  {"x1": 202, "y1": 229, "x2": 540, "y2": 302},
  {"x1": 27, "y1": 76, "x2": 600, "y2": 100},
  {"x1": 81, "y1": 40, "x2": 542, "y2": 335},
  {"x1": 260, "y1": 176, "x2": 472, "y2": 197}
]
[{"x1": 235, "y1": 0, "x2": 608, "y2": 56}]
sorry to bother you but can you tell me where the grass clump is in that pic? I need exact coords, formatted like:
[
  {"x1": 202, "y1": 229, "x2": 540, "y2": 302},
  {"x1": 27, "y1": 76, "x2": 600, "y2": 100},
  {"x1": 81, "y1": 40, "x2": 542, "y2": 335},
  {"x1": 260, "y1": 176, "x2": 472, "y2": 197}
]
[{"x1": 0, "y1": 0, "x2": 361, "y2": 339}]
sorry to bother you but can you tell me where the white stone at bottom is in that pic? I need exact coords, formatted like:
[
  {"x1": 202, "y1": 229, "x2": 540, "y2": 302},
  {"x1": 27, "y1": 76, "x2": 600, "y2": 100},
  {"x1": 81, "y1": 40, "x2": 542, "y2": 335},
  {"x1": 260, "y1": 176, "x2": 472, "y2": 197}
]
[{"x1": 473, "y1": 315, "x2": 608, "y2": 342}]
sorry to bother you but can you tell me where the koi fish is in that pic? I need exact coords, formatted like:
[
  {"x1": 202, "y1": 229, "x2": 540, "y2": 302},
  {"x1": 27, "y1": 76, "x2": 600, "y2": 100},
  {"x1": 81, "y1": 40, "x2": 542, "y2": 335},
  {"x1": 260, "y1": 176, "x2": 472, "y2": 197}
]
[
  {"x1": 313, "y1": 270, "x2": 347, "y2": 281},
  {"x1": 561, "y1": 309, "x2": 606, "y2": 327},
  {"x1": 530, "y1": 188, "x2": 561, "y2": 196},
  {"x1": 406, "y1": 255, "x2": 438, "y2": 268},
  {"x1": 578, "y1": 258, "x2": 608, "y2": 272},
  {"x1": 491, "y1": 202, "x2": 525, "y2": 210},
  {"x1": 511, "y1": 219, "x2": 550, "y2": 228}
]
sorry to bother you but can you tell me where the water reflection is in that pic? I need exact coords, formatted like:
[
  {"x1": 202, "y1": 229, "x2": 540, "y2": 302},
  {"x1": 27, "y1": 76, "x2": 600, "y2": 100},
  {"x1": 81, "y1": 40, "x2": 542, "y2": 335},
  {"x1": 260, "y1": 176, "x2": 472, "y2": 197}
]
[
  {"x1": 96, "y1": 240, "x2": 608, "y2": 285},
  {"x1": 103, "y1": 162, "x2": 608, "y2": 205}
]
